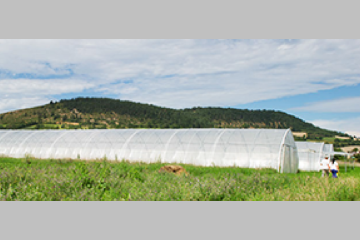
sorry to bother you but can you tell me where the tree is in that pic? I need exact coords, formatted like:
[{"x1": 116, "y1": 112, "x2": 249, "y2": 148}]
[{"x1": 37, "y1": 113, "x2": 43, "y2": 124}]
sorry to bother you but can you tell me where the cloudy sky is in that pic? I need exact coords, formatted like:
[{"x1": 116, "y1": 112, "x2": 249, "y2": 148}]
[{"x1": 0, "y1": 39, "x2": 359, "y2": 136}]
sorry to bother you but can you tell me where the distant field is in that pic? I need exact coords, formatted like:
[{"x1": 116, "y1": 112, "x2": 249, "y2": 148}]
[
  {"x1": 322, "y1": 137, "x2": 335, "y2": 143},
  {"x1": 1, "y1": 157, "x2": 359, "y2": 201},
  {"x1": 303, "y1": 138, "x2": 335, "y2": 144},
  {"x1": 341, "y1": 145, "x2": 360, "y2": 153},
  {"x1": 306, "y1": 138, "x2": 360, "y2": 149}
]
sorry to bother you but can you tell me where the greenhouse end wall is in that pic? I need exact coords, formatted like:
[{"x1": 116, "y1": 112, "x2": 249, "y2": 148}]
[
  {"x1": 0, "y1": 129, "x2": 299, "y2": 173},
  {"x1": 323, "y1": 144, "x2": 334, "y2": 156},
  {"x1": 279, "y1": 129, "x2": 299, "y2": 173},
  {"x1": 295, "y1": 142, "x2": 325, "y2": 172}
]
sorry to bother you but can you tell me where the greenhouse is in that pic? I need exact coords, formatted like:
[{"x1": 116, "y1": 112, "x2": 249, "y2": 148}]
[
  {"x1": 295, "y1": 142, "x2": 325, "y2": 171},
  {"x1": 323, "y1": 144, "x2": 334, "y2": 156},
  {"x1": 0, "y1": 129, "x2": 299, "y2": 173}
]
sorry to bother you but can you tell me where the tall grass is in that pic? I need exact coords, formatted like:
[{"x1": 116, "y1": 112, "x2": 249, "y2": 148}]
[{"x1": 0, "y1": 157, "x2": 359, "y2": 201}]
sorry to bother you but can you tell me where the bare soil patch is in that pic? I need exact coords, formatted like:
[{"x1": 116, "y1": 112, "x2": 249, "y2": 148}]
[{"x1": 159, "y1": 165, "x2": 189, "y2": 176}]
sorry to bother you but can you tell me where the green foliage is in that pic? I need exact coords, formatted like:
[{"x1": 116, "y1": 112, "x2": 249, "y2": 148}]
[
  {"x1": 354, "y1": 154, "x2": 360, "y2": 163},
  {"x1": 332, "y1": 138, "x2": 360, "y2": 148},
  {"x1": 24, "y1": 153, "x2": 34, "y2": 164},
  {"x1": 1, "y1": 157, "x2": 360, "y2": 201}
]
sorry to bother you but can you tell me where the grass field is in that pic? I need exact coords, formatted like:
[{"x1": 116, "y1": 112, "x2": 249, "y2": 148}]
[
  {"x1": 0, "y1": 157, "x2": 359, "y2": 201},
  {"x1": 321, "y1": 137, "x2": 336, "y2": 143}
]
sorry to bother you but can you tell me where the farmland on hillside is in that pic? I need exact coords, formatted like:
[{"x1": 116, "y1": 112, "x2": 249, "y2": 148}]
[{"x1": 0, "y1": 97, "x2": 350, "y2": 141}]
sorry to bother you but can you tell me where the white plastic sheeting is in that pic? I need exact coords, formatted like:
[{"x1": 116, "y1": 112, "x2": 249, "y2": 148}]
[
  {"x1": 0, "y1": 129, "x2": 299, "y2": 173},
  {"x1": 295, "y1": 142, "x2": 325, "y2": 171},
  {"x1": 323, "y1": 144, "x2": 334, "y2": 156},
  {"x1": 323, "y1": 144, "x2": 350, "y2": 157}
]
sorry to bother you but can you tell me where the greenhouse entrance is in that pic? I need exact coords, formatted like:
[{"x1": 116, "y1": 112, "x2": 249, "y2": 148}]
[{"x1": 279, "y1": 144, "x2": 298, "y2": 173}]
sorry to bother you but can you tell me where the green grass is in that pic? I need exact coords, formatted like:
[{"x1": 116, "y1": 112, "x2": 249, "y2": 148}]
[
  {"x1": 43, "y1": 124, "x2": 61, "y2": 128},
  {"x1": 322, "y1": 137, "x2": 336, "y2": 143},
  {"x1": 25, "y1": 124, "x2": 38, "y2": 129},
  {"x1": 0, "y1": 157, "x2": 359, "y2": 201}
]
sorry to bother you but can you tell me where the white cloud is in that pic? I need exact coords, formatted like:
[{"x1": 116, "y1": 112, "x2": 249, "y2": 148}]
[
  {"x1": 0, "y1": 79, "x2": 94, "y2": 95},
  {"x1": 1, "y1": 39, "x2": 360, "y2": 110},
  {"x1": 277, "y1": 44, "x2": 292, "y2": 50},
  {"x1": 0, "y1": 97, "x2": 51, "y2": 114},
  {"x1": 311, "y1": 117, "x2": 360, "y2": 138},
  {"x1": 0, "y1": 79, "x2": 94, "y2": 113},
  {"x1": 292, "y1": 97, "x2": 360, "y2": 112}
]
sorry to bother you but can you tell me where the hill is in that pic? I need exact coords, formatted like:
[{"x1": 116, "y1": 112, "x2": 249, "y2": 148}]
[{"x1": 0, "y1": 97, "x2": 353, "y2": 144}]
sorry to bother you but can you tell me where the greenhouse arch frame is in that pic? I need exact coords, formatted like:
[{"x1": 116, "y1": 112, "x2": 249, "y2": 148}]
[{"x1": 0, "y1": 129, "x2": 299, "y2": 173}]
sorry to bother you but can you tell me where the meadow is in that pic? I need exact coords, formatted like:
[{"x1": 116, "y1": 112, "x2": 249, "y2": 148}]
[{"x1": 0, "y1": 157, "x2": 359, "y2": 201}]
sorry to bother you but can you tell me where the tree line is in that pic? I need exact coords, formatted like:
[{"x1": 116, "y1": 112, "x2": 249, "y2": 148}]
[{"x1": 0, "y1": 97, "x2": 349, "y2": 140}]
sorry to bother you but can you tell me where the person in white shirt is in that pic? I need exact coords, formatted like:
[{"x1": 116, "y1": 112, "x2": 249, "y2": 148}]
[
  {"x1": 329, "y1": 159, "x2": 339, "y2": 178},
  {"x1": 320, "y1": 155, "x2": 330, "y2": 177}
]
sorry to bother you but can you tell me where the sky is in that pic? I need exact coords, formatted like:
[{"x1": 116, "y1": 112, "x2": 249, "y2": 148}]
[{"x1": 0, "y1": 39, "x2": 359, "y2": 136}]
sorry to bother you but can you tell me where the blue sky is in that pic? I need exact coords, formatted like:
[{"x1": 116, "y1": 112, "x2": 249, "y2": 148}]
[{"x1": 0, "y1": 39, "x2": 359, "y2": 136}]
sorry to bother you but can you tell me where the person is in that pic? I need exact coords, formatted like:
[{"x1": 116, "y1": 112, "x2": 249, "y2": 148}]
[
  {"x1": 329, "y1": 158, "x2": 339, "y2": 178},
  {"x1": 320, "y1": 154, "x2": 330, "y2": 177}
]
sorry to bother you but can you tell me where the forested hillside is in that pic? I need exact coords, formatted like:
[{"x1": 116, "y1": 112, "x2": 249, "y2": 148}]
[{"x1": 0, "y1": 97, "x2": 349, "y2": 142}]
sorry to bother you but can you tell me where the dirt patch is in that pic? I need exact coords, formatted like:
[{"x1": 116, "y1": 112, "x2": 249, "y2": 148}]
[
  {"x1": 335, "y1": 135, "x2": 351, "y2": 140},
  {"x1": 159, "y1": 165, "x2": 189, "y2": 176},
  {"x1": 293, "y1": 132, "x2": 308, "y2": 138},
  {"x1": 64, "y1": 122, "x2": 79, "y2": 126},
  {"x1": 340, "y1": 145, "x2": 360, "y2": 153}
]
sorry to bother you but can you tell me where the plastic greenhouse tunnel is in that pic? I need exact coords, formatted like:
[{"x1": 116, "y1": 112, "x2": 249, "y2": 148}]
[{"x1": 0, "y1": 129, "x2": 299, "y2": 173}]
